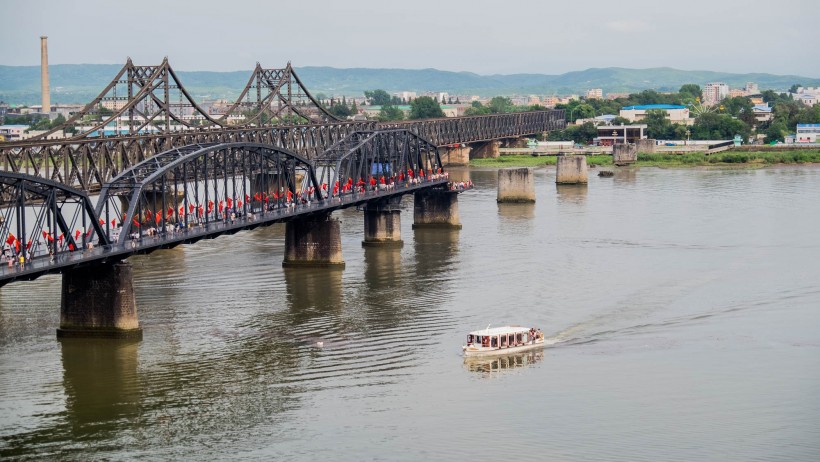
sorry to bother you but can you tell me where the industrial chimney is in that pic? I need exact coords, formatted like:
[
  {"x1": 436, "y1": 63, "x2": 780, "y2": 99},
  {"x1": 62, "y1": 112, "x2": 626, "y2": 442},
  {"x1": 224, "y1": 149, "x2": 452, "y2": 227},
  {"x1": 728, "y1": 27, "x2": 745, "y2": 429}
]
[{"x1": 40, "y1": 36, "x2": 50, "y2": 117}]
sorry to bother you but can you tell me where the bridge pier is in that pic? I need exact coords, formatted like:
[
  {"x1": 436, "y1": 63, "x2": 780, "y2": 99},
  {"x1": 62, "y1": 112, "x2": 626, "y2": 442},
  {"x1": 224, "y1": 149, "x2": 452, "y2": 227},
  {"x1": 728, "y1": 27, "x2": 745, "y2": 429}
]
[
  {"x1": 57, "y1": 261, "x2": 142, "y2": 339},
  {"x1": 613, "y1": 143, "x2": 638, "y2": 166},
  {"x1": 556, "y1": 155, "x2": 589, "y2": 184},
  {"x1": 412, "y1": 189, "x2": 462, "y2": 229},
  {"x1": 441, "y1": 145, "x2": 470, "y2": 166},
  {"x1": 363, "y1": 198, "x2": 403, "y2": 248},
  {"x1": 470, "y1": 141, "x2": 500, "y2": 159},
  {"x1": 498, "y1": 167, "x2": 536, "y2": 203},
  {"x1": 283, "y1": 214, "x2": 345, "y2": 268}
]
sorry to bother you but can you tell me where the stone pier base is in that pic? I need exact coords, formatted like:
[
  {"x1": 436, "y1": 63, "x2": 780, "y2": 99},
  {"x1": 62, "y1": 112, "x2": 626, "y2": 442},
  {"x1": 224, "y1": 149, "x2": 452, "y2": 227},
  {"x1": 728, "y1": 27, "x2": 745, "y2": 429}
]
[
  {"x1": 613, "y1": 144, "x2": 638, "y2": 165},
  {"x1": 58, "y1": 261, "x2": 142, "y2": 339},
  {"x1": 497, "y1": 167, "x2": 535, "y2": 203},
  {"x1": 556, "y1": 155, "x2": 589, "y2": 184},
  {"x1": 412, "y1": 189, "x2": 462, "y2": 229},
  {"x1": 363, "y1": 200, "x2": 403, "y2": 248},
  {"x1": 470, "y1": 141, "x2": 500, "y2": 159},
  {"x1": 283, "y1": 215, "x2": 345, "y2": 268},
  {"x1": 636, "y1": 139, "x2": 656, "y2": 154},
  {"x1": 441, "y1": 146, "x2": 470, "y2": 166}
]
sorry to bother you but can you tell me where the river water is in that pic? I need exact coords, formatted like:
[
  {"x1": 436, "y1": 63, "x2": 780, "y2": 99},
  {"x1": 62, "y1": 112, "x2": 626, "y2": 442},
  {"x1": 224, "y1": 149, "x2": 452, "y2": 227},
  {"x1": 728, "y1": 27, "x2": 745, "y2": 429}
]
[{"x1": 1, "y1": 165, "x2": 819, "y2": 461}]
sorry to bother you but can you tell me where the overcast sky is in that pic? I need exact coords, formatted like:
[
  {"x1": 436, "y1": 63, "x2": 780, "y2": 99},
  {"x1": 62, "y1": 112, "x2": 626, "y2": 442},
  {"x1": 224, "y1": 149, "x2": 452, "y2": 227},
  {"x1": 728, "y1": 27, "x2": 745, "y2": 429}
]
[{"x1": 2, "y1": 0, "x2": 818, "y2": 77}]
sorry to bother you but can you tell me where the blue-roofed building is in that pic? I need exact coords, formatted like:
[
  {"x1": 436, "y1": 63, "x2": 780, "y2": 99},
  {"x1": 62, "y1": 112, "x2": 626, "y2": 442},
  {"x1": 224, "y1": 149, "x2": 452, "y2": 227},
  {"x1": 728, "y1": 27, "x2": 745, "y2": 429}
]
[{"x1": 620, "y1": 104, "x2": 693, "y2": 125}]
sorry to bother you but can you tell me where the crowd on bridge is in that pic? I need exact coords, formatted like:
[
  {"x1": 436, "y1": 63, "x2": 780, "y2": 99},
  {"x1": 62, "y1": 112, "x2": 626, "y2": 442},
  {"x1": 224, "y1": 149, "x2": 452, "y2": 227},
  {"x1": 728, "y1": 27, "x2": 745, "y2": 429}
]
[{"x1": 0, "y1": 167, "x2": 475, "y2": 272}]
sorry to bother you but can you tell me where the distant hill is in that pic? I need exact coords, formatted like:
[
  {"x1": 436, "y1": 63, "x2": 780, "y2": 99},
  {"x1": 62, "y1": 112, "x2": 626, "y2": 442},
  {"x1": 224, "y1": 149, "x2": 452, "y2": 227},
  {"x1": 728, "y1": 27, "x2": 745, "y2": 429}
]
[{"x1": 1, "y1": 64, "x2": 818, "y2": 106}]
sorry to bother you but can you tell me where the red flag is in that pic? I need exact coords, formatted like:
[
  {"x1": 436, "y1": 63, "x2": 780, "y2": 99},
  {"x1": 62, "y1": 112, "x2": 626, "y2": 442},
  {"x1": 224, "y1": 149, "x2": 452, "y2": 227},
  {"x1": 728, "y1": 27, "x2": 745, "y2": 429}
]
[
  {"x1": 58, "y1": 233, "x2": 64, "y2": 242},
  {"x1": 5, "y1": 233, "x2": 15, "y2": 246},
  {"x1": 218, "y1": 202, "x2": 224, "y2": 213},
  {"x1": 68, "y1": 243, "x2": 75, "y2": 251},
  {"x1": 75, "y1": 230, "x2": 81, "y2": 240},
  {"x1": 167, "y1": 207, "x2": 174, "y2": 217},
  {"x1": 111, "y1": 219, "x2": 117, "y2": 227},
  {"x1": 14, "y1": 240, "x2": 20, "y2": 252},
  {"x1": 155, "y1": 212, "x2": 161, "y2": 223},
  {"x1": 86, "y1": 228, "x2": 93, "y2": 237},
  {"x1": 227, "y1": 197, "x2": 233, "y2": 206},
  {"x1": 99, "y1": 218, "x2": 105, "y2": 226},
  {"x1": 179, "y1": 206, "x2": 184, "y2": 216},
  {"x1": 26, "y1": 240, "x2": 32, "y2": 249},
  {"x1": 237, "y1": 200, "x2": 243, "y2": 208},
  {"x1": 123, "y1": 212, "x2": 128, "y2": 222},
  {"x1": 189, "y1": 204, "x2": 195, "y2": 213},
  {"x1": 133, "y1": 218, "x2": 140, "y2": 228}
]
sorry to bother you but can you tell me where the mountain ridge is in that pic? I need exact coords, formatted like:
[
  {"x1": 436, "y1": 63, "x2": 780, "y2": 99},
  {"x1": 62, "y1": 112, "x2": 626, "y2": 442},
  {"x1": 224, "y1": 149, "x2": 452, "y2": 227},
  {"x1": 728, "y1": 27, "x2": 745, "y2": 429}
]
[{"x1": 1, "y1": 64, "x2": 817, "y2": 105}]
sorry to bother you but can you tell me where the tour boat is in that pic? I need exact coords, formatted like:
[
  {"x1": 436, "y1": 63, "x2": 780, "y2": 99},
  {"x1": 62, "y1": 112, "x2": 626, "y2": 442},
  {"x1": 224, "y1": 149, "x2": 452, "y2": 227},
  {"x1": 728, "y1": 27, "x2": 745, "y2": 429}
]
[{"x1": 462, "y1": 325, "x2": 545, "y2": 356}]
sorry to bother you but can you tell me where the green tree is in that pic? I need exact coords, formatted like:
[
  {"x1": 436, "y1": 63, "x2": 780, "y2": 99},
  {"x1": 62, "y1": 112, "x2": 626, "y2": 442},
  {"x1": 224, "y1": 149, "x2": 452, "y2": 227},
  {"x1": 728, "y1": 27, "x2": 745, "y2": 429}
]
[
  {"x1": 679, "y1": 84, "x2": 702, "y2": 100},
  {"x1": 644, "y1": 109, "x2": 672, "y2": 139},
  {"x1": 464, "y1": 101, "x2": 490, "y2": 116},
  {"x1": 691, "y1": 113, "x2": 750, "y2": 140},
  {"x1": 378, "y1": 104, "x2": 404, "y2": 121},
  {"x1": 364, "y1": 89, "x2": 392, "y2": 106},
  {"x1": 788, "y1": 84, "x2": 802, "y2": 94},
  {"x1": 409, "y1": 96, "x2": 445, "y2": 119},
  {"x1": 488, "y1": 96, "x2": 514, "y2": 113}
]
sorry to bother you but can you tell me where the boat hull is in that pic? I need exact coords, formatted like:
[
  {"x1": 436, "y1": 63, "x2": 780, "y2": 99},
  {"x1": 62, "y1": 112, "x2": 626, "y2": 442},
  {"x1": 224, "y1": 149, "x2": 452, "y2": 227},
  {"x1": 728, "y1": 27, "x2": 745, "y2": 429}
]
[{"x1": 462, "y1": 339, "x2": 544, "y2": 357}]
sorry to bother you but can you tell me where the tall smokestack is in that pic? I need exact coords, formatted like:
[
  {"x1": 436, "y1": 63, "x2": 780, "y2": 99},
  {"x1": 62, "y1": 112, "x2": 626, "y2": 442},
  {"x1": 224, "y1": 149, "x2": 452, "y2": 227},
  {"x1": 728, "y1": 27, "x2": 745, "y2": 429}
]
[{"x1": 40, "y1": 36, "x2": 50, "y2": 117}]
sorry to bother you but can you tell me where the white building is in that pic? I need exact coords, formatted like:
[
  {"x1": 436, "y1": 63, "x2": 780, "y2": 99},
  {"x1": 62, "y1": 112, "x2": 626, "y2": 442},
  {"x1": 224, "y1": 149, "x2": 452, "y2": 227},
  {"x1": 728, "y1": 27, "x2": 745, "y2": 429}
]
[
  {"x1": 791, "y1": 87, "x2": 819, "y2": 106},
  {"x1": 702, "y1": 83, "x2": 729, "y2": 105},
  {"x1": 586, "y1": 88, "x2": 603, "y2": 99},
  {"x1": 619, "y1": 104, "x2": 693, "y2": 125}
]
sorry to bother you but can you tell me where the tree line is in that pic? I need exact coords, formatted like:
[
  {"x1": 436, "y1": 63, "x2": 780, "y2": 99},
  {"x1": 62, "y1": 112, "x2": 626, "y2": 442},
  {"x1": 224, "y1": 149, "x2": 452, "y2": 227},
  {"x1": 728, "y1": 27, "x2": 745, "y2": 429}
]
[{"x1": 549, "y1": 85, "x2": 820, "y2": 144}]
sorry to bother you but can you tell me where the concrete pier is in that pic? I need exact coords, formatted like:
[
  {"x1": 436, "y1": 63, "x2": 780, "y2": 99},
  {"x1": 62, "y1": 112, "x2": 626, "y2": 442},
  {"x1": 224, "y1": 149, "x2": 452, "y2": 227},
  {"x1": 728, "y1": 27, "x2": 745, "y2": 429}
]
[
  {"x1": 412, "y1": 189, "x2": 462, "y2": 229},
  {"x1": 497, "y1": 167, "x2": 535, "y2": 203},
  {"x1": 363, "y1": 200, "x2": 403, "y2": 248},
  {"x1": 441, "y1": 145, "x2": 470, "y2": 166},
  {"x1": 58, "y1": 261, "x2": 142, "y2": 339},
  {"x1": 471, "y1": 141, "x2": 500, "y2": 159},
  {"x1": 636, "y1": 139, "x2": 656, "y2": 154},
  {"x1": 613, "y1": 144, "x2": 638, "y2": 165},
  {"x1": 283, "y1": 214, "x2": 345, "y2": 268},
  {"x1": 556, "y1": 155, "x2": 588, "y2": 184}
]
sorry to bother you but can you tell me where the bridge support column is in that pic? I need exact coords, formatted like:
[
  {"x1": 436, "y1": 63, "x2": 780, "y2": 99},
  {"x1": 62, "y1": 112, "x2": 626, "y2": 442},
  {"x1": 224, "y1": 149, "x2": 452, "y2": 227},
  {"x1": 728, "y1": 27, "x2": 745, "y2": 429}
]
[
  {"x1": 283, "y1": 214, "x2": 345, "y2": 268},
  {"x1": 614, "y1": 143, "x2": 638, "y2": 165},
  {"x1": 57, "y1": 261, "x2": 142, "y2": 339},
  {"x1": 441, "y1": 145, "x2": 470, "y2": 166},
  {"x1": 412, "y1": 189, "x2": 462, "y2": 229},
  {"x1": 470, "y1": 141, "x2": 500, "y2": 159},
  {"x1": 363, "y1": 198, "x2": 403, "y2": 248},
  {"x1": 498, "y1": 167, "x2": 536, "y2": 203},
  {"x1": 636, "y1": 139, "x2": 656, "y2": 154},
  {"x1": 556, "y1": 155, "x2": 589, "y2": 184}
]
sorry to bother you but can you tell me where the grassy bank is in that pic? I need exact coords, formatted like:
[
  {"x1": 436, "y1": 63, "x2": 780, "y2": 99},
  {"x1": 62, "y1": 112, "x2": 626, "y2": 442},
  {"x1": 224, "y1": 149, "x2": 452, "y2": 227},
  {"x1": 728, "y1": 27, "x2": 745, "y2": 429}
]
[{"x1": 469, "y1": 150, "x2": 820, "y2": 168}]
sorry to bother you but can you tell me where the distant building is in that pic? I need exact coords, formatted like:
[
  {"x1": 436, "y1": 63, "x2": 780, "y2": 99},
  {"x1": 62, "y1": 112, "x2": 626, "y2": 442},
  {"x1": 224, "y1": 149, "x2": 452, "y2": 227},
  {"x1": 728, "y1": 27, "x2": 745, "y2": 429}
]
[
  {"x1": 752, "y1": 103, "x2": 773, "y2": 122},
  {"x1": 702, "y1": 83, "x2": 729, "y2": 105},
  {"x1": 789, "y1": 124, "x2": 820, "y2": 143},
  {"x1": 0, "y1": 125, "x2": 27, "y2": 142},
  {"x1": 542, "y1": 95, "x2": 560, "y2": 107},
  {"x1": 585, "y1": 88, "x2": 603, "y2": 99},
  {"x1": 595, "y1": 124, "x2": 647, "y2": 146},
  {"x1": 620, "y1": 104, "x2": 693, "y2": 125},
  {"x1": 744, "y1": 82, "x2": 759, "y2": 94},
  {"x1": 393, "y1": 91, "x2": 417, "y2": 102},
  {"x1": 606, "y1": 93, "x2": 630, "y2": 100},
  {"x1": 791, "y1": 87, "x2": 819, "y2": 106}
]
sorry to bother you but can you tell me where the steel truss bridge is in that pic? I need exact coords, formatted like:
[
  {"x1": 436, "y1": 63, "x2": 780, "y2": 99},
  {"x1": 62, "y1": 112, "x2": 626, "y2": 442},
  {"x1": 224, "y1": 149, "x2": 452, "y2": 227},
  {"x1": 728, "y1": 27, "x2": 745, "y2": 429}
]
[
  {"x1": 0, "y1": 129, "x2": 457, "y2": 286},
  {"x1": 0, "y1": 58, "x2": 564, "y2": 193}
]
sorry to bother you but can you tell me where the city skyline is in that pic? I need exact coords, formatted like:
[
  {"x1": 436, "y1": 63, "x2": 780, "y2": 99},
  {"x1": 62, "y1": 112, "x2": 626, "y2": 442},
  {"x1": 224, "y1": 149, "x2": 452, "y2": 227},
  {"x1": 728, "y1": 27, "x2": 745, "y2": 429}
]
[{"x1": 1, "y1": 0, "x2": 818, "y2": 78}]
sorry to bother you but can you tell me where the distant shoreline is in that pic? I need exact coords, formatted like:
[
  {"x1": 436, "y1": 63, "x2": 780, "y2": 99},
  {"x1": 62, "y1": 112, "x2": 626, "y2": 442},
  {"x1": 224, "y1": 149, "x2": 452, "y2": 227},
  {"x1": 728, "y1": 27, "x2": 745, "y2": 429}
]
[{"x1": 468, "y1": 149, "x2": 820, "y2": 168}]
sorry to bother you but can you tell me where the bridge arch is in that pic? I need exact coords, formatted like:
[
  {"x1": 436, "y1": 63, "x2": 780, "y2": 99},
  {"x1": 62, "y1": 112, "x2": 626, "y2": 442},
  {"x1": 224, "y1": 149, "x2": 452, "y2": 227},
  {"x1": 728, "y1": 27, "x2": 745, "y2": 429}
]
[
  {"x1": 314, "y1": 129, "x2": 443, "y2": 198},
  {"x1": 0, "y1": 171, "x2": 110, "y2": 266},
  {"x1": 96, "y1": 142, "x2": 322, "y2": 244}
]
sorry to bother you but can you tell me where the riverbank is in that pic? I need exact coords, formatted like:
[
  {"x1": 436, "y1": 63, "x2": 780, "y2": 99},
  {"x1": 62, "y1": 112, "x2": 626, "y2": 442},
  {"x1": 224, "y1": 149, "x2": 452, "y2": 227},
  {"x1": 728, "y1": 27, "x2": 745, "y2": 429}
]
[{"x1": 469, "y1": 150, "x2": 820, "y2": 168}]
